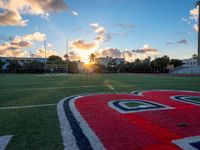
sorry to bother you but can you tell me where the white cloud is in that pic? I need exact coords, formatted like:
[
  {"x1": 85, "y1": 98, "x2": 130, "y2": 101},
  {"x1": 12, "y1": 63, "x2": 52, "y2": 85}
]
[
  {"x1": 67, "y1": 43, "x2": 159, "y2": 62},
  {"x1": 72, "y1": 11, "x2": 78, "y2": 16},
  {"x1": 193, "y1": 24, "x2": 198, "y2": 32},
  {"x1": 90, "y1": 23, "x2": 107, "y2": 43},
  {"x1": 166, "y1": 39, "x2": 188, "y2": 45},
  {"x1": 47, "y1": 43, "x2": 53, "y2": 48},
  {"x1": 90, "y1": 23, "x2": 106, "y2": 34},
  {"x1": 0, "y1": 32, "x2": 56, "y2": 58},
  {"x1": 0, "y1": 0, "x2": 67, "y2": 26},
  {"x1": 33, "y1": 48, "x2": 58, "y2": 58},
  {"x1": 71, "y1": 23, "x2": 127, "y2": 51},
  {"x1": 181, "y1": 17, "x2": 190, "y2": 25},
  {"x1": 22, "y1": 32, "x2": 45, "y2": 41},
  {"x1": 129, "y1": 44, "x2": 159, "y2": 60},
  {"x1": 95, "y1": 44, "x2": 159, "y2": 62},
  {"x1": 115, "y1": 23, "x2": 134, "y2": 29},
  {"x1": 185, "y1": 6, "x2": 199, "y2": 32},
  {"x1": 122, "y1": 50, "x2": 135, "y2": 62},
  {"x1": 97, "y1": 48, "x2": 122, "y2": 58},
  {"x1": 0, "y1": 10, "x2": 28, "y2": 26},
  {"x1": 190, "y1": 7, "x2": 199, "y2": 21},
  {"x1": 0, "y1": 48, "x2": 28, "y2": 57},
  {"x1": 132, "y1": 44, "x2": 159, "y2": 55},
  {"x1": 68, "y1": 51, "x2": 82, "y2": 61},
  {"x1": 71, "y1": 39, "x2": 98, "y2": 50},
  {"x1": 71, "y1": 23, "x2": 107, "y2": 50}
]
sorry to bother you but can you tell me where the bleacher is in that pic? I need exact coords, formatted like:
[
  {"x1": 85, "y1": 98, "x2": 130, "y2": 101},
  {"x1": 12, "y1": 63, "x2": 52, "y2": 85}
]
[{"x1": 170, "y1": 66, "x2": 200, "y2": 74}]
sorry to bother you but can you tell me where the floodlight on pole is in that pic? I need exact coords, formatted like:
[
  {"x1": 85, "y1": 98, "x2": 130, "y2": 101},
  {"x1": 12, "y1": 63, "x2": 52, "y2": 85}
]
[
  {"x1": 44, "y1": 36, "x2": 47, "y2": 72},
  {"x1": 194, "y1": 1, "x2": 200, "y2": 66}
]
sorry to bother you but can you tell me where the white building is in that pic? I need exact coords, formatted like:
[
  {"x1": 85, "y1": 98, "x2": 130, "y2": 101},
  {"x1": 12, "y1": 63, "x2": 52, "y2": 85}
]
[
  {"x1": 74, "y1": 61, "x2": 84, "y2": 73},
  {"x1": 182, "y1": 58, "x2": 198, "y2": 67},
  {"x1": 171, "y1": 58, "x2": 200, "y2": 74},
  {"x1": 113, "y1": 58, "x2": 125, "y2": 65},
  {"x1": 0, "y1": 57, "x2": 47, "y2": 71},
  {"x1": 95, "y1": 57, "x2": 125, "y2": 67},
  {"x1": 95, "y1": 57, "x2": 113, "y2": 67}
]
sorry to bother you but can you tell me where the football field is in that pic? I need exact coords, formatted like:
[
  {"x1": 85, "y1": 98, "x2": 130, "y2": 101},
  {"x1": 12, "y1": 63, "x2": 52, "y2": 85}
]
[{"x1": 0, "y1": 74, "x2": 200, "y2": 150}]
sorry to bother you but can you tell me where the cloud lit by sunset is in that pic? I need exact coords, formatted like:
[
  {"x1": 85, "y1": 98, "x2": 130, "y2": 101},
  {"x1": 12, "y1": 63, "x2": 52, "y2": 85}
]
[{"x1": 0, "y1": 0, "x2": 198, "y2": 63}]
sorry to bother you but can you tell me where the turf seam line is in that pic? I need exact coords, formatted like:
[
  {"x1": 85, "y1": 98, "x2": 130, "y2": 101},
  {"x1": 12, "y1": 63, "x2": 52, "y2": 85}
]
[{"x1": 0, "y1": 103, "x2": 56, "y2": 110}]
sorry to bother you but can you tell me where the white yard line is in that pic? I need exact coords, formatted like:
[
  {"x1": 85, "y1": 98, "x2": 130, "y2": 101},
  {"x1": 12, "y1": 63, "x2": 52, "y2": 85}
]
[
  {"x1": 0, "y1": 84, "x2": 133, "y2": 91},
  {"x1": 0, "y1": 103, "x2": 56, "y2": 110},
  {"x1": 1, "y1": 83, "x2": 200, "y2": 91}
]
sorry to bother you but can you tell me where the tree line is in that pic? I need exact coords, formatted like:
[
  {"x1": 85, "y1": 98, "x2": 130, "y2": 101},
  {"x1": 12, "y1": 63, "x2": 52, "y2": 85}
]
[
  {"x1": 0, "y1": 54, "x2": 182, "y2": 73},
  {"x1": 105, "y1": 55, "x2": 182, "y2": 73},
  {"x1": 0, "y1": 55, "x2": 80, "y2": 73}
]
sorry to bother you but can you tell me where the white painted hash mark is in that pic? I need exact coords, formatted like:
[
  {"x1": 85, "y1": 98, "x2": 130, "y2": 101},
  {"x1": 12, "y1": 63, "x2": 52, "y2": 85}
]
[{"x1": 0, "y1": 104, "x2": 56, "y2": 110}]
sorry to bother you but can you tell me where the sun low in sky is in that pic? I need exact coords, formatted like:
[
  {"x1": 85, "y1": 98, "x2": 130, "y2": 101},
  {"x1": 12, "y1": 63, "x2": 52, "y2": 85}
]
[{"x1": 0, "y1": 0, "x2": 199, "y2": 63}]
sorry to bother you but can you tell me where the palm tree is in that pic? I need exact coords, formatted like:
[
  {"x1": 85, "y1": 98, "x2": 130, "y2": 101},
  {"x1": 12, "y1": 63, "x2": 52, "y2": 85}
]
[
  {"x1": 64, "y1": 54, "x2": 68, "y2": 62},
  {"x1": 89, "y1": 53, "x2": 96, "y2": 63}
]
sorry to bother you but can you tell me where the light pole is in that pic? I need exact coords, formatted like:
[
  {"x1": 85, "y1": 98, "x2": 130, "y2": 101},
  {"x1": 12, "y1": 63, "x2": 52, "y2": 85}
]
[
  {"x1": 29, "y1": 50, "x2": 32, "y2": 58},
  {"x1": 66, "y1": 39, "x2": 69, "y2": 74},
  {"x1": 195, "y1": 1, "x2": 200, "y2": 66},
  {"x1": 44, "y1": 36, "x2": 47, "y2": 72}
]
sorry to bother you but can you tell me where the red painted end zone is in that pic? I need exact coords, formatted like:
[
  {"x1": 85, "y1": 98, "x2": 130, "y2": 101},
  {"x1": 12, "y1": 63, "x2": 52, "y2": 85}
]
[{"x1": 74, "y1": 91, "x2": 200, "y2": 150}]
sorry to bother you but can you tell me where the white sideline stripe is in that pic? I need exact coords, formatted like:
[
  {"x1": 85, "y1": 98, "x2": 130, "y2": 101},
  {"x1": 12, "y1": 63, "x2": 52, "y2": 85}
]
[
  {"x1": 70, "y1": 96, "x2": 106, "y2": 150},
  {"x1": 0, "y1": 135, "x2": 13, "y2": 150},
  {"x1": 0, "y1": 103, "x2": 56, "y2": 110},
  {"x1": 57, "y1": 98, "x2": 79, "y2": 150}
]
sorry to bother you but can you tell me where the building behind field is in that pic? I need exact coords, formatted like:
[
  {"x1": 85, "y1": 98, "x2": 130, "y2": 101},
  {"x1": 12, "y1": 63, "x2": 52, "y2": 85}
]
[
  {"x1": 182, "y1": 58, "x2": 198, "y2": 67},
  {"x1": 170, "y1": 57, "x2": 200, "y2": 74},
  {"x1": 0, "y1": 57, "x2": 47, "y2": 71},
  {"x1": 95, "y1": 57, "x2": 125, "y2": 67}
]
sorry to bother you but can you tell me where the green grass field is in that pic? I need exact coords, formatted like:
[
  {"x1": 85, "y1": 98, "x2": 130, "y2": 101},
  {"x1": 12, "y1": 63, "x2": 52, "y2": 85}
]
[{"x1": 0, "y1": 73, "x2": 200, "y2": 150}]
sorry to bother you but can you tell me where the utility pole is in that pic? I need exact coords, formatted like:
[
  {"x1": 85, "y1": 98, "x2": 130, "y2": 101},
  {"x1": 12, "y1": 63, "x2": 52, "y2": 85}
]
[
  {"x1": 195, "y1": 1, "x2": 200, "y2": 66},
  {"x1": 44, "y1": 36, "x2": 47, "y2": 72},
  {"x1": 66, "y1": 39, "x2": 69, "y2": 74},
  {"x1": 29, "y1": 50, "x2": 32, "y2": 58}
]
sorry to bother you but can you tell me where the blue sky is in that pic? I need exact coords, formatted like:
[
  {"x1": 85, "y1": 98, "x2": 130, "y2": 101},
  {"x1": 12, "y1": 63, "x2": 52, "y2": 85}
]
[{"x1": 0, "y1": 0, "x2": 198, "y2": 62}]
